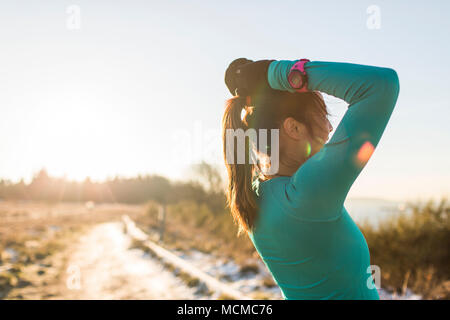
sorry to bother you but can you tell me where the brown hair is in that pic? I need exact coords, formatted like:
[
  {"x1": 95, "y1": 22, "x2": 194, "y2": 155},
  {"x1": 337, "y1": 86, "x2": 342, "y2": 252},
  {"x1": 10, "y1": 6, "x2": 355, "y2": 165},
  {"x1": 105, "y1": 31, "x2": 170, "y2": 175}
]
[{"x1": 222, "y1": 90, "x2": 330, "y2": 236}]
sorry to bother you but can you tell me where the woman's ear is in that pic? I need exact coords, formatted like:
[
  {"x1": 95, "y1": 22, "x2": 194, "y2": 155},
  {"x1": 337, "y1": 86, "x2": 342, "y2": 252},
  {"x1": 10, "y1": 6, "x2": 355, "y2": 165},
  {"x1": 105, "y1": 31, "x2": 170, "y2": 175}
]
[{"x1": 282, "y1": 117, "x2": 308, "y2": 140}]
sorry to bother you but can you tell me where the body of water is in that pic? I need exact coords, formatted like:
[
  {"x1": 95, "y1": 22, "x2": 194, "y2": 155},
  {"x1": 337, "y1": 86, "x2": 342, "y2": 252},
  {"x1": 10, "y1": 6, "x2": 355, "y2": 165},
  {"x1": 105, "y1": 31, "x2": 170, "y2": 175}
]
[{"x1": 344, "y1": 198, "x2": 408, "y2": 228}]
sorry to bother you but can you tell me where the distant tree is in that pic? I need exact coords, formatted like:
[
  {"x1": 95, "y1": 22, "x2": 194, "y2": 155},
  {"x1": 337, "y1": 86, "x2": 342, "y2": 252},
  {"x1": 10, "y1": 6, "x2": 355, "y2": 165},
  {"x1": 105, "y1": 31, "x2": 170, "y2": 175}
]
[
  {"x1": 29, "y1": 168, "x2": 52, "y2": 201},
  {"x1": 190, "y1": 161, "x2": 225, "y2": 194}
]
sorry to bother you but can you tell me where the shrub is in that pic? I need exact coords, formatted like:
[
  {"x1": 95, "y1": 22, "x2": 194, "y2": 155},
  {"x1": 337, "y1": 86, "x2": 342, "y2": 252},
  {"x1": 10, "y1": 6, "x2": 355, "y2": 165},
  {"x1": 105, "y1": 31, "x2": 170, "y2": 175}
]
[{"x1": 361, "y1": 198, "x2": 449, "y2": 299}]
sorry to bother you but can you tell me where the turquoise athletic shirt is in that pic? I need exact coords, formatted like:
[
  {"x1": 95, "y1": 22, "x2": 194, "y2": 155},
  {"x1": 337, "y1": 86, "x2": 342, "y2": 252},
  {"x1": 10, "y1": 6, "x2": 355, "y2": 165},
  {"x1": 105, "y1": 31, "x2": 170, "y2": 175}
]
[{"x1": 247, "y1": 60, "x2": 400, "y2": 300}]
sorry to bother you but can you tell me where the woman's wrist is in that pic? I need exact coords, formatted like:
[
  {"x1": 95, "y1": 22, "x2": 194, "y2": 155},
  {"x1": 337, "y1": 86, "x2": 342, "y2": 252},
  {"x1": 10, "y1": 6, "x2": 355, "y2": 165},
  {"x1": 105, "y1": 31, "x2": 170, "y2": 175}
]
[
  {"x1": 267, "y1": 60, "x2": 298, "y2": 93},
  {"x1": 287, "y1": 59, "x2": 310, "y2": 92}
]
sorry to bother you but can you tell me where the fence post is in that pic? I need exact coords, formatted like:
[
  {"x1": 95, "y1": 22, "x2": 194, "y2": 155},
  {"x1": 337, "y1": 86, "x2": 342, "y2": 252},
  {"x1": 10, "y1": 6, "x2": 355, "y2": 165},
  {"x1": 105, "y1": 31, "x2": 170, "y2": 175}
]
[{"x1": 158, "y1": 204, "x2": 166, "y2": 242}]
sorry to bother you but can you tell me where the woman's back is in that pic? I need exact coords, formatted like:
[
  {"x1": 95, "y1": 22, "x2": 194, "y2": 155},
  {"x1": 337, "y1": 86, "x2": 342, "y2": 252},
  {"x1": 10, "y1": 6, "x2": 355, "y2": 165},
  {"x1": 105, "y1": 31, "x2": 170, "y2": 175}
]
[{"x1": 249, "y1": 175, "x2": 379, "y2": 299}]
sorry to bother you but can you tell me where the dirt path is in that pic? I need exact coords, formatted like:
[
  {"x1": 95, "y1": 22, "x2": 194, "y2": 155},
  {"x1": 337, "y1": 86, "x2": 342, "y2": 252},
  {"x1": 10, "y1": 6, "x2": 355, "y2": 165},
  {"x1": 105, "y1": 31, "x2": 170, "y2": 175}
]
[{"x1": 62, "y1": 222, "x2": 198, "y2": 299}]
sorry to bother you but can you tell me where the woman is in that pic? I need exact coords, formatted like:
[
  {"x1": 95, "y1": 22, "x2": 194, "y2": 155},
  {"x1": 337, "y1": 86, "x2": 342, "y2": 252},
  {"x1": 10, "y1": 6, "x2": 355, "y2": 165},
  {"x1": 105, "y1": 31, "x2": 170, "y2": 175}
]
[{"x1": 222, "y1": 58, "x2": 400, "y2": 300}]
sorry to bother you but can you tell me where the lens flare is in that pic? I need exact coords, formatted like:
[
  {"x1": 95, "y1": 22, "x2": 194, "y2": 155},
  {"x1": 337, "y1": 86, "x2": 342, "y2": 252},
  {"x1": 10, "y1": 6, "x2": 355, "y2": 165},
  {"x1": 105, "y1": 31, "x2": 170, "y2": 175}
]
[
  {"x1": 305, "y1": 142, "x2": 312, "y2": 158},
  {"x1": 355, "y1": 141, "x2": 375, "y2": 167}
]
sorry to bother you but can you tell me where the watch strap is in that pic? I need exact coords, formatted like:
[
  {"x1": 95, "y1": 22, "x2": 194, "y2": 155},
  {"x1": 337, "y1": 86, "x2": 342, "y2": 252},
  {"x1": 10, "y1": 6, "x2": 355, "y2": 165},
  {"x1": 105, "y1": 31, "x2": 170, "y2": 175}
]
[{"x1": 288, "y1": 59, "x2": 310, "y2": 92}]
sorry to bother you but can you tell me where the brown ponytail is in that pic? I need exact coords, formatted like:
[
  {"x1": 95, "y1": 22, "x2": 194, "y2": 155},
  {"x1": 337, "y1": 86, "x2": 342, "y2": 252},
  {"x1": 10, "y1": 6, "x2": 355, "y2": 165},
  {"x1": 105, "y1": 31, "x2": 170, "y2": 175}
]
[
  {"x1": 222, "y1": 91, "x2": 331, "y2": 237},
  {"x1": 222, "y1": 95, "x2": 257, "y2": 236}
]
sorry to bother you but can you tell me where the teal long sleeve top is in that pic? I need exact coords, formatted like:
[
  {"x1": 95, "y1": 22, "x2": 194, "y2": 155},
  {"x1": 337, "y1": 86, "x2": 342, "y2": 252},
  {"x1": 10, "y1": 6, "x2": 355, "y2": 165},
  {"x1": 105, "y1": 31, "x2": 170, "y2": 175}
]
[{"x1": 248, "y1": 60, "x2": 400, "y2": 300}]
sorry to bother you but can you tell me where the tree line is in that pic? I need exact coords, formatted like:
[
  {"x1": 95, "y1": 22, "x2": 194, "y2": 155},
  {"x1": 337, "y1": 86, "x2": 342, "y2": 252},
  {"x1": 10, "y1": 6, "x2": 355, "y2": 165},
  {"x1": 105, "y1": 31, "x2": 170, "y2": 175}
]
[{"x1": 0, "y1": 166, "x2": 227, "y2": 213}]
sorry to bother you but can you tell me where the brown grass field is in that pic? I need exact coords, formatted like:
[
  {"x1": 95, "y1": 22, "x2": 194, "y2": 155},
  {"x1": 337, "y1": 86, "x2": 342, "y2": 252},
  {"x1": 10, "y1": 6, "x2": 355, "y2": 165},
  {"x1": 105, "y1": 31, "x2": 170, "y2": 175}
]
[{"x1": 0, "y1": 201, "x2": 145, "y2": 299}]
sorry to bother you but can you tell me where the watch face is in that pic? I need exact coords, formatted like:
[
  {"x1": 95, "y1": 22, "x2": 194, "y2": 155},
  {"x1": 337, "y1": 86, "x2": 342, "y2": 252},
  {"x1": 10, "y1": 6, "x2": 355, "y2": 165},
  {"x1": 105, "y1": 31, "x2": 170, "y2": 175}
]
[{"x1": 288, "y1": 71, "x2": 303, "y2": 89}]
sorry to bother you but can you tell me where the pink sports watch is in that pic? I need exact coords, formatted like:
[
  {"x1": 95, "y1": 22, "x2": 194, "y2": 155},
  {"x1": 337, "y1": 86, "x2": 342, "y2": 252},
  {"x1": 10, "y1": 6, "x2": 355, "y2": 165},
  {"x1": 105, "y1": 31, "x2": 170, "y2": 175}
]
[{"x1": 287, "y1": 59, "x2": 310, "y2": 92}]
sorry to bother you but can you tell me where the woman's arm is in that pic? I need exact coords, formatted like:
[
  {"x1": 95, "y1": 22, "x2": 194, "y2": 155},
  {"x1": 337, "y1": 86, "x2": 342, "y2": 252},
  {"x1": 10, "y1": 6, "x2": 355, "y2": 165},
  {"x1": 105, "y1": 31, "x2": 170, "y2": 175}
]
[{"x1": 268, "y1": 60, "x2": 400, "y2": 220}]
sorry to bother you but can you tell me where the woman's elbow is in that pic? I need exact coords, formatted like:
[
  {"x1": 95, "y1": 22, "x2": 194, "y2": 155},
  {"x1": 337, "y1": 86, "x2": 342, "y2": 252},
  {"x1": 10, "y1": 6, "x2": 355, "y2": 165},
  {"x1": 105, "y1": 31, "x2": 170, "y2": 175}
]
[
  {"x1": 366, "y1": 67, "x2": 400, "y2": 104},
  {"x1": 380, "y1": 67, "x2": 400, "y2": 98}
]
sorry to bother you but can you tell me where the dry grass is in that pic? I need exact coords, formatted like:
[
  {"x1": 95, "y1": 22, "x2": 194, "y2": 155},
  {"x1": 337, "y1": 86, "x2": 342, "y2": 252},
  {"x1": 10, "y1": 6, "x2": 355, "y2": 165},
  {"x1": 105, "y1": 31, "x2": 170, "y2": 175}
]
[
  {"x1": 0, "y1": 201, "x2": 146, "y2": 299},
  {"x1": 360, "y1": 198, "x2": 449, "y2": 299}
]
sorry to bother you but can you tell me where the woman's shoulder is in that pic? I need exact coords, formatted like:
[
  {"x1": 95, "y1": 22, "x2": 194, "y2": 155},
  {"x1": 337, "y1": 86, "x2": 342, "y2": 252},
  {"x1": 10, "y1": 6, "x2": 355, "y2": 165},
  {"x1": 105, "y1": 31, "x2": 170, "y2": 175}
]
[
  {"x1": 256, "y1": 176, "x2": 343, "y2": 223},
  {"x1": 253, "y1": 176, "x2": 290, "y2": 197},
  {"x1": 255, "y1": 176, "x2": 302, "y2": 213}
]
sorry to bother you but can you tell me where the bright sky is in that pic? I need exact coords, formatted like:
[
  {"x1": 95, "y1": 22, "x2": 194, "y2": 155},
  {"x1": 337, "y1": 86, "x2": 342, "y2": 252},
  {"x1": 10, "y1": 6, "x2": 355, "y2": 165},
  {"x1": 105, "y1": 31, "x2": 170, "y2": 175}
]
[{"x1": 0, "y1": 0, "x2": 449, "y2": 202}]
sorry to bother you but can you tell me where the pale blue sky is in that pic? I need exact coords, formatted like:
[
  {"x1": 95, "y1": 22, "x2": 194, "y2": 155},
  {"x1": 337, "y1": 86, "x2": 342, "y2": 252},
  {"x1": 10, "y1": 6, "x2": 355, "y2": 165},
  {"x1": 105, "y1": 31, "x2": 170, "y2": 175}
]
[{"x1": 0, "y1": 0, "x2": 449, "y2": 201}]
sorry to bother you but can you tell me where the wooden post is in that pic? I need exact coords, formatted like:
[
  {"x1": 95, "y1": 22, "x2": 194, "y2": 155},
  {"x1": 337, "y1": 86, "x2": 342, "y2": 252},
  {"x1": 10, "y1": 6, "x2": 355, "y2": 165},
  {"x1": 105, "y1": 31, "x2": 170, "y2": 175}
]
[{"x1": 158, "y1": 204, "x2": 166, "y2": 242}]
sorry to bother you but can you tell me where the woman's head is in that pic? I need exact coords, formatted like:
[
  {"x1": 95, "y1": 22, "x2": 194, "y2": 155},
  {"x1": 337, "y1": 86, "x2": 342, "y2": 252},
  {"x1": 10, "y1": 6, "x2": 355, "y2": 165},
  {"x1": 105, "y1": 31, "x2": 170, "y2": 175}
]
[
  {"x1": 246, "y1": 90, "x2": 332, "y2": 166},
  {"x1": 222, "y1": 89, "x2": 332, "y2": 235}
]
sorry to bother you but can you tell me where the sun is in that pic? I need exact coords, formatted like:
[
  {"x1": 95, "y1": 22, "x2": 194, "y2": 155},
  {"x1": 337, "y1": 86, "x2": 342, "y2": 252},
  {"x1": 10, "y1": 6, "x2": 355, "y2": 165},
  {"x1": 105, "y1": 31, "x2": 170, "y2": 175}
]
[{"x1": 27, "y1": 93, "x2": 130, "y2": 182}]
